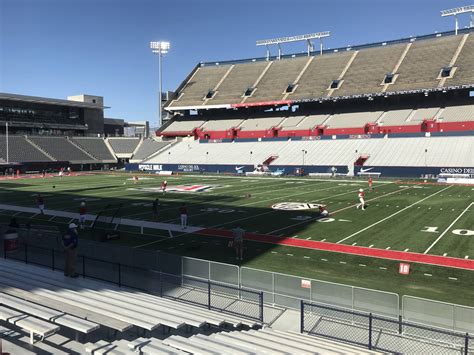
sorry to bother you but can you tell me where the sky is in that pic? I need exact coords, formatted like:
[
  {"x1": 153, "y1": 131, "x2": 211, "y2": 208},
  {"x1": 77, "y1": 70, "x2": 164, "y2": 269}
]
[{"x1": 0, "y1": 0, "x2": 473, "y2": 124}]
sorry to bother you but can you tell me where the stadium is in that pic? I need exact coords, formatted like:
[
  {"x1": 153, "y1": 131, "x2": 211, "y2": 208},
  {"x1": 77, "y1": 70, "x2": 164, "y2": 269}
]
[{"x1": 0, "y1": 1, "x2": 473, "y2": 354}]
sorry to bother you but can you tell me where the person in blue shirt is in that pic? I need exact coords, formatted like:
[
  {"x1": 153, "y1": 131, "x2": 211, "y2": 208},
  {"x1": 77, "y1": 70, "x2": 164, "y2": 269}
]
[{"x1": 62, "y1": 223, "x2": 79, "y2": 277}]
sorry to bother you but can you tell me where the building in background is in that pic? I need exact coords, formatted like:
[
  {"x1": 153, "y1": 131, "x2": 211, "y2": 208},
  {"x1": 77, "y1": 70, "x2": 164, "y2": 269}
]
[{"x1": 0, "y1": 92, "x2": 105, "y2": 135}]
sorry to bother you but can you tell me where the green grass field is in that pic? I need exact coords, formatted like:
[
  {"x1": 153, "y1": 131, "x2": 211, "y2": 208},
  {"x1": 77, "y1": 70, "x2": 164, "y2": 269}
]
[{"x1": 0, "y1": 172, "x2": 473, "y2": 306}]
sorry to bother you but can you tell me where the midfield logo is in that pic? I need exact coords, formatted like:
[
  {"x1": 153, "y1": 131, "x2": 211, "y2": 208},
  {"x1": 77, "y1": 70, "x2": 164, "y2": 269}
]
[
  {"x1": 272, "y1": 202, "x2": 324, "y2": 211},
  {"x1": 128, "y1": 185, "x2": 215, "y2": 193}
]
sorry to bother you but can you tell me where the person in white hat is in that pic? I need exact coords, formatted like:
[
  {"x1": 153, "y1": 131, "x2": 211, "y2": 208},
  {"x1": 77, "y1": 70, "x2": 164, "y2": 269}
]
[
  {"x1": 356, "y1": 188, "x2": 366, "y2": 210},
  {"x1": 62, "y1": 223, "x2": 79, "y2": 277}
]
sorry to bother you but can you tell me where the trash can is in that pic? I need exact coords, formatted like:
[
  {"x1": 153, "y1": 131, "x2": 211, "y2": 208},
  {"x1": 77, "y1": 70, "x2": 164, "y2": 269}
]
[{"x1": 3, "y1": 231, "x2": 19, "y2": 252}]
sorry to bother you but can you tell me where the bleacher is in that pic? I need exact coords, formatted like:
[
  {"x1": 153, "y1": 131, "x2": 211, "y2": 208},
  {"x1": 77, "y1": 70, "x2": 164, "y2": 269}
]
[
  {"x1": 71, "y1": 137, "x2": 117, "y2": 162},
  {"x1": 161, "y1": 119, "x2": 206, "y2": 135},
  {"x1": 145, "y1": 135, "x2": 474, "y2": 168},
  {"x1": 201, "y1": 118, "x2": 244, "y2": 132},
  {"x1": 211, "y1": 61, "x2": 269, "y2": 104},
  {"x1": 107, "y1": 137, "x2": 141, "y2": 158},
  {"x1": 130, "y1": 138, "x2": 172, "y2": 162},
  {"x1": 0, "y1": 136, "x2": 53, "y2": 163},
  {"x1": 438, "y1": 104, "x2": 474, "y2": 122},
  {"x1": 245, "y1": 57, "x2": 309, "y2": 102},
  {"x1": 326, "y1": 111, "x2": 383, "y2": 128},
  {"x1": 165, "y1": 31, "x2": 473, "y2": 109},
  {"x1": 28, "y1": 136, "x2": 95, "y2": 163},
  {"x1": 169, "y1": 64, "x2": 232, "y2": 107},
  {"x1": 239, "y1": 116, "x2": 285, "y2": 131}
]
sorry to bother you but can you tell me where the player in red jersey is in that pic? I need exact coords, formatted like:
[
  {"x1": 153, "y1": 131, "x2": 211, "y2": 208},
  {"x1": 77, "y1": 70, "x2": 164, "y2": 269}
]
[
  {"x1": 356, "y1": 189, "x2": 366, "y2": 210},
  {"x1": 79, "y1": 201, "x2": 87, "y2": 230},
  {"x1": 368, "y1": 177, "x2": 373, "y2": 190},
  {"x1": 161, "y1": 180, "x2": 168, "y2": 194},
  {"x1": 318, "y1": 205, "x2": 329, "y2": 217},
  {"x1": 179, "y1": 203, "x2": 188, "y2": 229}
]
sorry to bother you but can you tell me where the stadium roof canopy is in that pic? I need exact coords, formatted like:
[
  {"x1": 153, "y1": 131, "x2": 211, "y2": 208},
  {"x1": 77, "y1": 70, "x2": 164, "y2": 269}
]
[{"x1": 0, "y1": 92, "x2": 108, "y2": 109}]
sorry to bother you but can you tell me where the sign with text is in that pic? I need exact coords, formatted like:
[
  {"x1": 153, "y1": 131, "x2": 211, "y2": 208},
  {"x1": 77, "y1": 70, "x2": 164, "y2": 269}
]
[
  {"x1": 399, "y1": 263, "x2": 411, "y2": 275},
  {"x1": 301, "y1": 279, "x2": 311, "y2": 289}
]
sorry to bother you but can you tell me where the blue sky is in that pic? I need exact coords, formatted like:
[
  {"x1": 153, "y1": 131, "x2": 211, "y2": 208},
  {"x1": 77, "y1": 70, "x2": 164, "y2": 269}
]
[{"x1": 1, "y1": 0, "x2": 473, "y2": 123}]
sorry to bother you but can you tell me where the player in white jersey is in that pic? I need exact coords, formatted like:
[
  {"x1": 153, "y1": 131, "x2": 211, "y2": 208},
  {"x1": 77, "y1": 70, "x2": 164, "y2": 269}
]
[{"x1": 356, "y1": 189, "x2": 366, "y2": 210}]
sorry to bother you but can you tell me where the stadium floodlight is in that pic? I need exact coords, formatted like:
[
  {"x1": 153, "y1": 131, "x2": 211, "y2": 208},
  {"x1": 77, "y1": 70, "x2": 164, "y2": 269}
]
[
  {"x1": 256, "y1": 32, "x2": 330, "y2": 59},
  {"x1": 150, "y1": 41, "x2": 171, "y2": 128},
  {"x1": 441, "y1": 5, "x2": 474, "y2": 35},
  {"x1": 5, "y1": 122, "x2": 9, "y2": 164}
]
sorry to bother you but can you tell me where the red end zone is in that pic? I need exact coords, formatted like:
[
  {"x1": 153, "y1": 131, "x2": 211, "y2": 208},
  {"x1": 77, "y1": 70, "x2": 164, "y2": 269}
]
[{"x1": 199, "y1": 228, "x2": 474, "y2": 271}]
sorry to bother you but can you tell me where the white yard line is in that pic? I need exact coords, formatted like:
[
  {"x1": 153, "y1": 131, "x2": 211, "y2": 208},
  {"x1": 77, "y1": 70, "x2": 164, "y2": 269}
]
[
  {"x1": 337, "y1": 185, "x2": 452, "y2": 244},
  {"x1": 268, "y1": 184, "x2": 406, "y2": 235},
  {"x1": 424, "y1": 201, "x2": 473, "y2": 254}
]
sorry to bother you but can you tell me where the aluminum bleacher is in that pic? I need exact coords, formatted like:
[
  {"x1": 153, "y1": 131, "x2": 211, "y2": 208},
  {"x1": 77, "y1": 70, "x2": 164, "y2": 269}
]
[
  {"x1": 107, "y1": 137, "x2": 140, "y2": 158},
  {"x1": 130, "y1": 139, "x2": 172, "y2": 162},
  {"x1": 438, "y1": 104, "x2": 474, "y2": 122},
  {"x1": 326, "y1": 111, "x2": 383, "y2": 128},
  {"x1": 444, "y1": 33, "x2": 474, "y2": 86},
  {"x1": 201, "y1": 118, "x2": 244, "y2": 132},
  {"x1": 0, "y1": 136, "x2": 53, "y2": 163},
  {"x1": 146, "y1": 135, "x2": 474, "y2": 168},
  {"x1": 28, "y1": 136, "x2": 95, "y2": 163},
  {"x1": 71, "y1": 137, "x2": 116, "y2": 162},
  {"x1": 161, "y1": 119, "x2": 206, "y2": 134},
  {"x1": 239, "y1": 116, "x2": 285, "y2": 131}
]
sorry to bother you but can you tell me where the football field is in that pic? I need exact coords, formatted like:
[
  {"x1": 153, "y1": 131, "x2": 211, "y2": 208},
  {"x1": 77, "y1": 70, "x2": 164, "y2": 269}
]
[{"x1": 0, "y1": 172, "x2": 473, "y2": 306}]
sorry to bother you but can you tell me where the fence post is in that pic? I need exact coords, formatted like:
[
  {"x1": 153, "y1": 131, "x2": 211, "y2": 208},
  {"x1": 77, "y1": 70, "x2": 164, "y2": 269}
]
[
  {"x1": 259, "y1": 291, "x2": 264, "y2": 323},
  {"x1": 368, "y1": 313, "x2": 373, "y2": 350},
  {"x1": 25, "y1": 244, "x2": 28, "y2": 264},
  {"x1": 82, "y1": 256, "x2": 85, "y2": 278},
  {"x1": 159, "y1": 271, "x2": 163, "y2": 297},
  {"x1": 398, "y1": 315, "x2": 402, "y2": 334},
  {"x1": 118, "y1": 263, "x2": 121, "y2": 287},
  {"x1": 207, "y1": 280, "x2": 211, "y2": 310},
  {"x1": 300, "y1": 300, "x2": 304, "y2": 333},
  {"x1": 51, "y1": 249, "x2": 55, "y2": 271},
  {"x1": 465, "y1": 333, "x2": 469, "y2": 355}
]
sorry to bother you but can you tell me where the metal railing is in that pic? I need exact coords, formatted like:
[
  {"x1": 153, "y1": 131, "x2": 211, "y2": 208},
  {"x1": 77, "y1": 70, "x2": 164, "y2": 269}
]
[
  {"x1": 2, "y1": 242, "x2": 264, "y2": 323},
  {"x1": 301, "y1": 301, "x2": 472, "y2": 354}
]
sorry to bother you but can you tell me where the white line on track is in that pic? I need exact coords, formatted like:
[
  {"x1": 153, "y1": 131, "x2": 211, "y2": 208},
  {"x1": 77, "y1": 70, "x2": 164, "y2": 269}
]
[
  {"x1": 337, "y1": 186, "x2": 452, "y2": 244},
  {"x1": 423, "y1": 201, "x2": 473, "y2": 254}
]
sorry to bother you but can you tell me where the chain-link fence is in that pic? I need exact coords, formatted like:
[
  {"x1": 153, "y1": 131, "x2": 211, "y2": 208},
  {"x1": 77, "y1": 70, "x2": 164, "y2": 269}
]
[
  {"x1": 301, "y1": 301, "x2": 472, "y2": 354},
  {"x1": 241, "y1": 267, "x2": 399, "y2": 318}
]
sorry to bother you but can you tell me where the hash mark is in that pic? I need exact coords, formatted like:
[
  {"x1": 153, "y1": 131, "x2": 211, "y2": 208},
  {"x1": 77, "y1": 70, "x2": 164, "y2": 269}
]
[
  {"x1": 352, "y1": 242, "x2": 357, "y2": 246},
  {"x1": 303, "y1": 256, "x2": 310, "y2": 259},
  {"x1": 305, "y1": 237, "x2": 311, "y2": 240},
  {"x1": 339, "y1": 261, "x2": 347, "y2": 264},
  {"x1": 404, "y1": 248, "x2": 409, "y2": 252},
  {"x1": 321, "y1": 258, "x2": 328, "y2": 261},
  {"x1": 424, "y1": 273, "x2": 432, "y2": 277},
  {"x1": 359, "y1": 264, "x2": 366, "y2": 267},
  {"x1": 286, "y1": 253, "x2": 293, "y2": 256},
  {"x1": 443, "y1": 253, "x2": 447, "y2": 256},
  {"x1": 385, "y1": 247, "x2": 391, "y2": 250},
  {"x1": 321, "y1": 238, "x2": 326, "y2": 242},
  {"x1": 271, "y1": 251, "x2": 278, "y2": 254},
  {"x1": 449, "y1": 277, "x2": 458, "y2": 281},
  {"x1": 465, "y1": 256, "x2": 469, "y2": 259},
  {"x1": 369, "y1": 244, "x2": 374, "y2": 248},
  {"x1": 379, "y1": 267, "x2": 387, "y2": 270}
]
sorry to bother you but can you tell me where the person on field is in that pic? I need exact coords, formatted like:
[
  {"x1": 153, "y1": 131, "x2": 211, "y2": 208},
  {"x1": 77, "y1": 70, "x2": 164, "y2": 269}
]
[
  {"x1": 161, "y1": 180, "x2": 167, "y2": 193},
  {"x1": 79, "y1": 201, "x2": 87, "y2": 230},
  {"x1": 62, "y1": 223, "x2": 79, "y2": 277},
  {"x1": 318, "y1": 205, "x2": 329, "y2": 217},
  {"x1": 232, "y1": 225, "x2": 245, "y2": 261},
  {"x1": 152, "y1": 198, "x2": 160, "y2": 220},
  {"x1": 37, "y1": 194, "x2": 45, "y2": 215},
  {"x1": 179, "y1": 203, "x2": 188, "y2": 229},
  {"x1": 356, "y1": 188, "x2": 366, "y2": 210},
  {"x1": 368, "y1": 177, "x2": 373, "y2": 190}
]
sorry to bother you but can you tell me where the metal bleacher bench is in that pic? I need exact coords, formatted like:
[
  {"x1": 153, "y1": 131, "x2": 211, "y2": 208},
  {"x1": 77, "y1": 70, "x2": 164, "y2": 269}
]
[
  {"x1": 128, "y1": 337, "x2": 186, "y2": 354},
  {"x1": 0, "y1": 292, "x2": 99, "y2": 339},
  {"x1": 0, "y1": 305, "x2": 59, "y2": 344},
  {"x1": 85, "y1": 340, "x2": 131, "y2": 355}
]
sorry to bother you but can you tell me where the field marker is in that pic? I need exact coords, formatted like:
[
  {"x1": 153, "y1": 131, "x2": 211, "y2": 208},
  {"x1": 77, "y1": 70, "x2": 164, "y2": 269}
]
[
  {"x1": 404, "y1": 248, "x2": 409, "y2": 252},
  {"x1": 303, "y1": 256, "x2": 310, "y2": 259},
  {"x1": 424, "y1": 201, "x2": 474, "y2": 254},
  {"x1": 369, "y1": 244, "x2": 374, "y2": 248},
  {"x1": 449, "y1": 277, "x2": 458, "y2": 281},
  {"x1": 339, "y1": 261, "x2": 347, "y2": 264},
  {"x1": 379, "y1": 267, "x2": 387, "y2": 270},
  {"x1": 305, "y1": 237, "x2": 311, "y2": 240},
  {"x1": 424, "y1": 273, "x2": 432, "y2": 277},
  {"x1": 443, "y1": 253, "x2": 447, "y2": 256},
  {"x1": 286, "y1": 253, "x2": 294, "y2": 256},
  {"x1": 465, "y1": 256, "x2": 469, "y2": 259},
  {"x1": 385, "y1": 247, "x2": 391, "y2": 250},
  {"x1": 321, "y1": 239, "x2": 326, "y2": 242},
  {"x1": 359, "y1": 264, "x2": 366, "y2": 267},
  {"x1": 337, "y1": 186, "x2": 452, "y2": 244},
  {"x1": 271, "y1": 251, "x2": 278, "y2": 254},
  {"x1": 352, "y1": 242, "x2": 357, "y2": 246},
  {"x1": 321, "y1": 258, "x2": 328, "y2": 261}
]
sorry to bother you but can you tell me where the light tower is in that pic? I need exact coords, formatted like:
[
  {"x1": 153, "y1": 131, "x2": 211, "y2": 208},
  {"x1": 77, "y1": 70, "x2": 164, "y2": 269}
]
[
  {"x1": 150, "y1": 41, "x2": 170, "y2": 129},
  {"x1": 441, "y1": 5, "x2": 474, "y2": 35}
]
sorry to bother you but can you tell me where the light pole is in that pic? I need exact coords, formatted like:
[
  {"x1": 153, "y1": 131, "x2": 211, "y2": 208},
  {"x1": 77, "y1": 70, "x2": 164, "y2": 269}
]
[
  {"x1": 5, "y1": 122, "x2": 9, "y2": 164},
  {"x1": 302, "y1": 150, "x2": 307, "y2": 166},
  {"x1": 150, "y1": 41, "x2": 170, "y2": 129}
]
